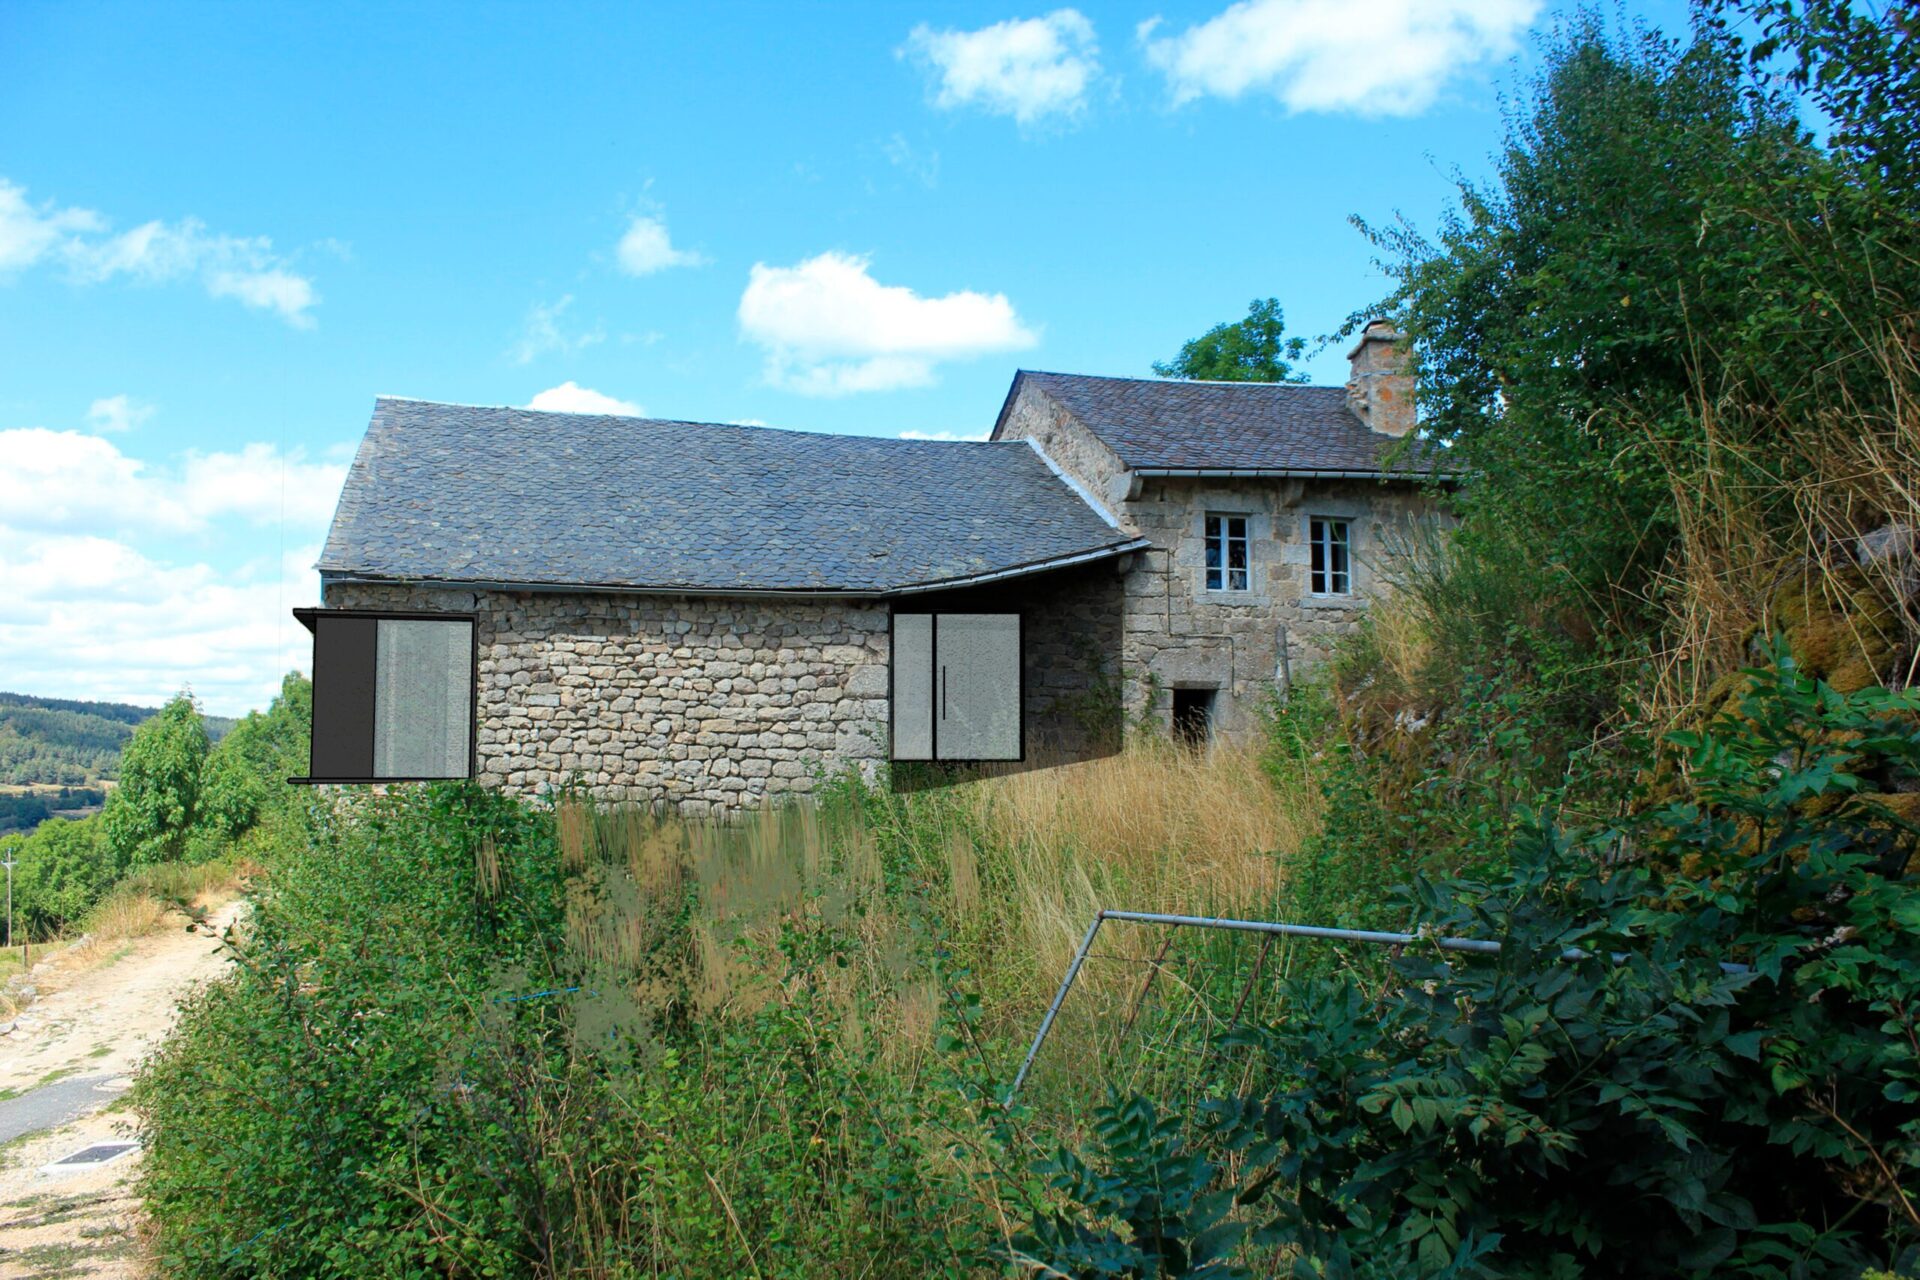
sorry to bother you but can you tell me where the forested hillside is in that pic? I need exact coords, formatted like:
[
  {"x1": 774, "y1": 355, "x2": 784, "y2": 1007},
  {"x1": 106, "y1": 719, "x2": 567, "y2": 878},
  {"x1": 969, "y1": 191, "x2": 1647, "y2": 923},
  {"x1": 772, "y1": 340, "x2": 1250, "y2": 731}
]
[{"x1": 0, "y1": 691, "x2": 236, "y2": 789}]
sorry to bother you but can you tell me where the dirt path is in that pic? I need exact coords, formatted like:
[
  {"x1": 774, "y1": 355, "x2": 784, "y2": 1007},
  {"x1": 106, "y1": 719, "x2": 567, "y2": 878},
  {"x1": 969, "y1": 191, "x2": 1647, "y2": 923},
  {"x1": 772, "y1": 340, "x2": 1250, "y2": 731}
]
[{"x1": 0, "y1": 900, "x2": 245, "y2": 1279}]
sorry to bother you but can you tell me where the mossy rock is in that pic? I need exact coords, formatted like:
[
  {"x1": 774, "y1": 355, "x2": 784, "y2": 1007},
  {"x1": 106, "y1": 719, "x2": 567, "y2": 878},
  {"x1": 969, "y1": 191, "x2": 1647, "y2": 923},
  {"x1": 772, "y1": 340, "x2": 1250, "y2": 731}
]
[{"x1": 1768, "y1": 564, "x2": 1905, "y2": 694}]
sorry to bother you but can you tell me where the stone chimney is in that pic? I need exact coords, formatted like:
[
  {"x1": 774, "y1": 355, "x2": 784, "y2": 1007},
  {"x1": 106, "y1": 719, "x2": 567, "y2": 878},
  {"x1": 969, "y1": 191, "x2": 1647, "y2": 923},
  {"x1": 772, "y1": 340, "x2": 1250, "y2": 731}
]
[{"x1": 1345, "y1": 320, "x2": 1415, "y2": 438}]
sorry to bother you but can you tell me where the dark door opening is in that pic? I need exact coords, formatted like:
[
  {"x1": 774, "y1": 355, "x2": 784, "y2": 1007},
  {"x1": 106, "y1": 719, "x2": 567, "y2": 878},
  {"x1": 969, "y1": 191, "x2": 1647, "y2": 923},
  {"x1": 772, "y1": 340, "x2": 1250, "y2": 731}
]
[{"x1": 1172, "y1": 688, "x2": 1215, "y2": 745}]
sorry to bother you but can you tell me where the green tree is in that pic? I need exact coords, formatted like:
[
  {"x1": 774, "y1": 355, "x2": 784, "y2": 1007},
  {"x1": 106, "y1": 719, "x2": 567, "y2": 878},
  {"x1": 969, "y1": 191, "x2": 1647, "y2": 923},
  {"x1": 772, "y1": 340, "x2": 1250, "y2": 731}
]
[
  {"x1": 1153, "y1": 299, "x2": 1310, "y2": 383},
  {"x1": 198, "y1": 673, "x2": 311, "y2": 844},
  {"x1": 3, "y1": 815, "x2": 119, "y2": 940},
  {"x1": 102, "y1": 692, "x2": 209, "y2": 867}
]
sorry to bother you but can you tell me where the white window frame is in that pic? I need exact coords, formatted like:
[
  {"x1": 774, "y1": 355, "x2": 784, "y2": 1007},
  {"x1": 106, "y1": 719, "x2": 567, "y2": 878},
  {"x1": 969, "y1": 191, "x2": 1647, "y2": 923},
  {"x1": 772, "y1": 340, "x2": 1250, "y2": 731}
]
[
  {"x1": 1204, "y1": 513, "x2": 1251, "y2": 593},
  {"x1": 1308, "y1": 517, "x2": 1352, "y2": 596}
]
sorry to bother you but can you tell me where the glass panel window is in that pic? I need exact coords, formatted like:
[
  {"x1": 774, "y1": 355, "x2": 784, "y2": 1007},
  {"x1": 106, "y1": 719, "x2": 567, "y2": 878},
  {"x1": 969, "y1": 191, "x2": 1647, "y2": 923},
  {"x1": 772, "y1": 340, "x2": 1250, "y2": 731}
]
[
  {"x1": 1309, "y1": 518, "x2": 1352, "y2": 595},
  {"x1": 1205, "y1": 514, "x2": 1249, "y2": 593},
  {"x1": 298, "y1": 610, "x2": 474, "y2": 782},
  {"x1": 890, "y1": 611, "x2": 1022, "y2": 762}
]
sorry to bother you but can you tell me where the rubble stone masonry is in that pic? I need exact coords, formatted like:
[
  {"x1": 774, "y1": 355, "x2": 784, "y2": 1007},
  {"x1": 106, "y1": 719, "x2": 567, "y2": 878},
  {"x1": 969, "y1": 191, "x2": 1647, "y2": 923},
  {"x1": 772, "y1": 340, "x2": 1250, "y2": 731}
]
[{"x1": 326, "y1": 582, "x2": 890, "y2": 815}]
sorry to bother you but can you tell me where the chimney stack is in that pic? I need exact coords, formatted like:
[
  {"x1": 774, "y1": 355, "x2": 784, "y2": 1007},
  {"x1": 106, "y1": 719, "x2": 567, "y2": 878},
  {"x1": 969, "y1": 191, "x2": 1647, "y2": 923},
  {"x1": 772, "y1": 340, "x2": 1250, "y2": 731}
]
[{"x1": 1345, "y1": 320, "x2": 1414, "y2": 438}]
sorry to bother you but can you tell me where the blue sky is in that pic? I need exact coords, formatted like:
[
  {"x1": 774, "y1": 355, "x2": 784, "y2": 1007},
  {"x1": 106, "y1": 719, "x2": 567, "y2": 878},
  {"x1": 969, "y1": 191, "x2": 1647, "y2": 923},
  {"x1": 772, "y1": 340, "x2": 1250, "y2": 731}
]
[{"x1": 1, "y1": 0, "x2": 1689, "y2": 714}]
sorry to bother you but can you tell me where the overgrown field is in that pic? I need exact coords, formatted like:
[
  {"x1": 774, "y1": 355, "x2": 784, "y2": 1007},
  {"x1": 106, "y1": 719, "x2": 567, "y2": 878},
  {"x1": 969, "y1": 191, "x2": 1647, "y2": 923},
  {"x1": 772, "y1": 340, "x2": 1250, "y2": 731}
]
[{"x1": 134, "y1": 739, "x2": 1323, "y2": 1277}]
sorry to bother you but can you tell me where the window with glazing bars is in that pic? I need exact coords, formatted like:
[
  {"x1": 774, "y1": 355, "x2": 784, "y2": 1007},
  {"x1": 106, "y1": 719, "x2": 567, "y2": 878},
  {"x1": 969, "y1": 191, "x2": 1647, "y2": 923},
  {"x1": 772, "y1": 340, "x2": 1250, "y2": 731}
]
[
  {"x1": 1309, "y1": 517, "x2": 1351, "y2": 595},
  {"x1": 1204, "y1": 514, "x2": 1250, "y2": 592}
]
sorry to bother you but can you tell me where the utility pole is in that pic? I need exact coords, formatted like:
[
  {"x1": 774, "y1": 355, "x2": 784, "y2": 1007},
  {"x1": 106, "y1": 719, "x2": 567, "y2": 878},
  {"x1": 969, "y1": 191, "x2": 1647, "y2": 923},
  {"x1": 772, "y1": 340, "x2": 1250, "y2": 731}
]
[{"x1": 2, "y1": 853, "x2": 13, "y2": 970}]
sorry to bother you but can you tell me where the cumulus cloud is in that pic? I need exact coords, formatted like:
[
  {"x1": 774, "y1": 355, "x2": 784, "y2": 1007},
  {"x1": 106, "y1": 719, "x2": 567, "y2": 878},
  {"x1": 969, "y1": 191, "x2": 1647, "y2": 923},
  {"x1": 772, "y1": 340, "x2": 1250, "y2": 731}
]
[
  {"x1": 1139, "y1": 0, "x2": 1538, "y2": 116},
  {"x1": 87, "y1": 394, "x2": 154, "y2": 434},
  {"x1": 0, "y1": 410, "x2": 350, "y2": 714},
  {"x1": 509, "y1": 295, "x2": 605, "y2": 365},
  {"x1": 738, "y1": 251, "x2": 1036, "y2": 395},
  {"x1": 0, "y1": 180, "x2": 102, "y2": 272},
  {"x1": 0, "y1": 425, "x2": 346, "y2": 536},
  {"x1": 899, "y1": 429, "x2": 991, "y2": 441},
  {"x1": 0, "y1": 527, "x2": 321, "y2": 715},
  {"x1": 615, "y1": 213, "x2": 707, "y2": 276},
  {"x1": 902, "y1": 10, "x2": 1100, "y2": 126},
  {"x1": 0, "y1": 178, "x2": 320, "y2": 325},
  {"x1": 526, "y1": 382, "x2": 646, "y2": 417}
]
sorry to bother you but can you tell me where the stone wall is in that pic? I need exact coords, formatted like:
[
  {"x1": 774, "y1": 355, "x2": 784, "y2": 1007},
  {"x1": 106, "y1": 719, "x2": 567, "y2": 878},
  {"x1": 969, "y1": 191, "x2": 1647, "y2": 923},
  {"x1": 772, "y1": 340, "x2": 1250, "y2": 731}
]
[
  {"x1": 1112, "y1": 477, "x2": 1436, "y2": 735},
  {"x1": 324, "y1": 558, "x2": 1125, "y2": 809},
  {"x1": 324, "y1": 582, "x2": 890, "y2": 814},
  {"x1": 996, "y1": 383, "x2": 1130, "y2": 519},
  {"x1": 993, "y1": 380, "x2": 1444, "y2": 738}
]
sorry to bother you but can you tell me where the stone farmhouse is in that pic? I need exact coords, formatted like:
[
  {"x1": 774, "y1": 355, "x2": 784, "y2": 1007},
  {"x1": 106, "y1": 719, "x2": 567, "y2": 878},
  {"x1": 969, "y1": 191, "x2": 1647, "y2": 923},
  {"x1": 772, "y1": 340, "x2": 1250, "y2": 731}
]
[{"x1": 296, "y1": 322, "x2": 1443, "y2": 811}]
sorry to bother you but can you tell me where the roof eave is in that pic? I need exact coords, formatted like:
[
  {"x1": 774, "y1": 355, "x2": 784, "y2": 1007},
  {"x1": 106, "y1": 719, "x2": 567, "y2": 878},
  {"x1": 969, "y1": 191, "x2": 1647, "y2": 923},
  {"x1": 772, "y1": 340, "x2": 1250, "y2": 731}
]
[{"x1": 315, "y1": 538, "x2": 1153, "y2": 603}]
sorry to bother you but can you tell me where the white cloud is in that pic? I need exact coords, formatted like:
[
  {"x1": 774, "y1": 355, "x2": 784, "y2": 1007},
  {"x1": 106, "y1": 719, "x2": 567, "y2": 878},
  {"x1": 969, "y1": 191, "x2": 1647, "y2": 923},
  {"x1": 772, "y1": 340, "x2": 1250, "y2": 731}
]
[
  {"x1": 0, "y1": 527, "x2": 321, "y2": 715},
  {"x1": 509, "y1": 295, "x2": 605, "y2": 365},
  {"x1": 0, "y1": 180, "x2": 102, "y2": 272},
  {"x1": 899, "y1": 429, "x2": 991, "y2": 441},
  {"x1": 0, "y1": 179, "x2": 320, "y2": 324},
  {"x1": 0, "y1": 426, "x2": 346, "y2": 536},
  {"x1": 1139, "y1": 0, "x2": 1538, "y2": 116},
  {"x1": 738, "y1": 251, "x2": 1036, "y2": 395},
  {"x1": 526, "y1": 382, "x2": 645, "y2": 417},
  {"x1": 87, "y1": 394, "x2": 154, "y2": 434},
  {"x1": 902, "y1": 10, "x2": 1100, "y2": 126},
  {"x1": 615, "y1": 213, "x2": 707, "y2": 276},
  {"x1": 0, "y1": 411, "x2": 348, "y2": 715}
]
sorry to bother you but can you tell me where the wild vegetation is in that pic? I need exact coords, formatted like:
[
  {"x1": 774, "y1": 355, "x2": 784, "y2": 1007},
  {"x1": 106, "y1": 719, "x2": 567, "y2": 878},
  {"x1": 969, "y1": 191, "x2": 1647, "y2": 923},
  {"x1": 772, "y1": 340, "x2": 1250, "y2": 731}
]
[
  {"x1": 0, "y1": 676, "x2": 307, "y2": 945},
  {"x1": 128, "y1": 3, "x2": 1920, "y2": 1276}
]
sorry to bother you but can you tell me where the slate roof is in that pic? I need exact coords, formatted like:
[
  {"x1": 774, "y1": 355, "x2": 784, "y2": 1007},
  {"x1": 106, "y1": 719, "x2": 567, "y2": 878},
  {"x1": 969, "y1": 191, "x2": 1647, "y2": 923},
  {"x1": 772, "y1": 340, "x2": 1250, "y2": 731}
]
[
  {"x1": 317, "y1": 398, "x2": 1143, "y2": 594},
  {"x1": 999, "y1": 371, "x2": 1437, "y2": 474}
]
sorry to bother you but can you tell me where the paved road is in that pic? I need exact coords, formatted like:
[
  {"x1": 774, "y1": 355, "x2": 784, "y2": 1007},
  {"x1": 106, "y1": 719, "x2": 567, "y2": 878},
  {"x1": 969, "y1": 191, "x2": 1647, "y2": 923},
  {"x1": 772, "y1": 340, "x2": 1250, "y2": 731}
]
[{"x1": 0, "y1": 1074, "x2": 117, "y2": 1147}]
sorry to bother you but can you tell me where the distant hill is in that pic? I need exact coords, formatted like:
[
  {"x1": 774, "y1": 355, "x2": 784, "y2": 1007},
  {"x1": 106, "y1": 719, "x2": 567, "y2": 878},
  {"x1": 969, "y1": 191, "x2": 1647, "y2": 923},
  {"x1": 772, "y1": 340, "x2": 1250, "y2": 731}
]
[{"x1": 0, "y1": 692, "x2": 236, "y2": 788}]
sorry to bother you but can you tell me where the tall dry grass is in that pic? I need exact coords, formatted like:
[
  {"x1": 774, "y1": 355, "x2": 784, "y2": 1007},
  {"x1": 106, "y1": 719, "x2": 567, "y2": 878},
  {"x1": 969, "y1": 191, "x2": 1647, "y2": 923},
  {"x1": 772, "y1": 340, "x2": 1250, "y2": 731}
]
[
  {"x1": 1645, "y1": 323, "x2": 1920, "y2": 724},
  {"x1": 949, "y1": 740, "x2": 1311, "y2": 992},
  {"x1": 81, "y1": 856, "x2": 254, "y2": 949},
  {"x1": 546, "y1": 738, "x2": 1324, "y2": 1078}
]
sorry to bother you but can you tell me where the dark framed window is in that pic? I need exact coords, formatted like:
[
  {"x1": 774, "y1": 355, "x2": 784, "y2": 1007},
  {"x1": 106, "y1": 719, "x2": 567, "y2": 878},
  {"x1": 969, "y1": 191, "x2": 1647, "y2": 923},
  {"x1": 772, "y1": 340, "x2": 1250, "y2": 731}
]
[
  {"x1": 1204, "y1": 514, "x2": 1250, "y2": 592},
  {"x1": 292, "y1": 608, "x2": 476, "y2": 782},
  {"x1": 1309, "y1": 518, "x2": 1352, "y2": 596},
  {"x1": 890, "y1": 611, "x2": 1022, "y2": 762}
]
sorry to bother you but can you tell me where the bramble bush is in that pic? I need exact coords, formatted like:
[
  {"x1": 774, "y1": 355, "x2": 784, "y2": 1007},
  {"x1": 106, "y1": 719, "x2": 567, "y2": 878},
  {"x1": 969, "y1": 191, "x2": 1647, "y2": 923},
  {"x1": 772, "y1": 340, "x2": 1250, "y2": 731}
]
[{"x1": 1016, "y1": 648, "x2": 1920, "y2": 1277}]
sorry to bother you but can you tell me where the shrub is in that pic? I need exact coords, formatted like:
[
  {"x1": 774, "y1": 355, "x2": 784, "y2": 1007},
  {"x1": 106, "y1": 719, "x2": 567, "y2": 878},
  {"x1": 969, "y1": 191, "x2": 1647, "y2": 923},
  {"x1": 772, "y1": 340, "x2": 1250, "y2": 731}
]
[
  {"x1": 1017, "y1": 649, "x2": 1920, "y2": 1277},
  {"x1": 0, "y1": 813, "x2": 121, "y2": 939},
  {"x1": 137, "y1": 785, "x2": 986, "y2": 1278}
]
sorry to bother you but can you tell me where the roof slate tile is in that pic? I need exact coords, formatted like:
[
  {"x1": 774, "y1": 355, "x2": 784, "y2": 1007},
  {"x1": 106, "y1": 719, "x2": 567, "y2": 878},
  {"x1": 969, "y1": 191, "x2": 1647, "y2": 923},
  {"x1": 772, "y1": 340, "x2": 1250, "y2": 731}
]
[
  {"x1": 318, "y1": 398, "x2": 1137, "y2": 593},
  {"x1": 1011, "y1": 371, "x2": 1435, "y2": 473}
]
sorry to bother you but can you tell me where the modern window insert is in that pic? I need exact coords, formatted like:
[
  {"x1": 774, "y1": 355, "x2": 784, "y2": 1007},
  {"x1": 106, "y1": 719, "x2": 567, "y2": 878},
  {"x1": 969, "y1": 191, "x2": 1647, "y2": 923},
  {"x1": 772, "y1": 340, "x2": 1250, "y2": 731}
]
[
  {"x1": 1309, "y1": 517, "x2": 1352, "y2": 596},
  {"x1": 890, "y1": 612, "x2": 1022, "y2": 762},
  {"x1": 1204, "y1": 514, "x2": 1250, "y2": 592},
  {"x1": 293, "y1": 609, "x2": 475, "y2": 782}
]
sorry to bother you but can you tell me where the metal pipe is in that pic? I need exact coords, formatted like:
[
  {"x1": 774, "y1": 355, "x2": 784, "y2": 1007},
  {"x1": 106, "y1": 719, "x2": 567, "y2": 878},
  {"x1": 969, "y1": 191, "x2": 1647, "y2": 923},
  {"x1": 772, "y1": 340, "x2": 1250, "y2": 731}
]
[
  {"x1": 1008, "y1": 913, "x2": 1105, "y2": 1098},
  {"x1": 1131, "y1": 467, "x2": 1456, "y2": 482},
  {"x1": 1005, "y1": 908, "x2": 1751, "y2": 1100}
]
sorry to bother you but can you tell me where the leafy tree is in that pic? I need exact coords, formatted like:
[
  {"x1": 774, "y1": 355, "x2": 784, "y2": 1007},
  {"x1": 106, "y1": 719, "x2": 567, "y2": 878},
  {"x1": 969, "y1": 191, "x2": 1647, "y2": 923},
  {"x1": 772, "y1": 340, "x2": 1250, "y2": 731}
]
[
  {"x1": 1153, "y1": 299, "x2": 1311, "y2": 384},
  {"x1": 2, "y1": 815, "x2": 120, "y2": 940},
  {"x1": 1714, "y1": 0, "x2": 1920, "y2": 197},
  {"x1": 102, "y1": 692, "x2": 209, "y2": 867},
  {"x1": 198, "y1": 673, "x2": 311, "y2": 844}
]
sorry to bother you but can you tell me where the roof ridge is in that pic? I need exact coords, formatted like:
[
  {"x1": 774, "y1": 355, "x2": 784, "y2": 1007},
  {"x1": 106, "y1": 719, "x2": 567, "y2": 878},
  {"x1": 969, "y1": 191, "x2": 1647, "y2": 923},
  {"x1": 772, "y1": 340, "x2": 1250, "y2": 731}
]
[
  {"x1": 1018, "y1": 369, "x2": 1344, "y2": 391},
  {"x1": 372, "y1": 396, "x2": 1021, "y2": 446}
]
